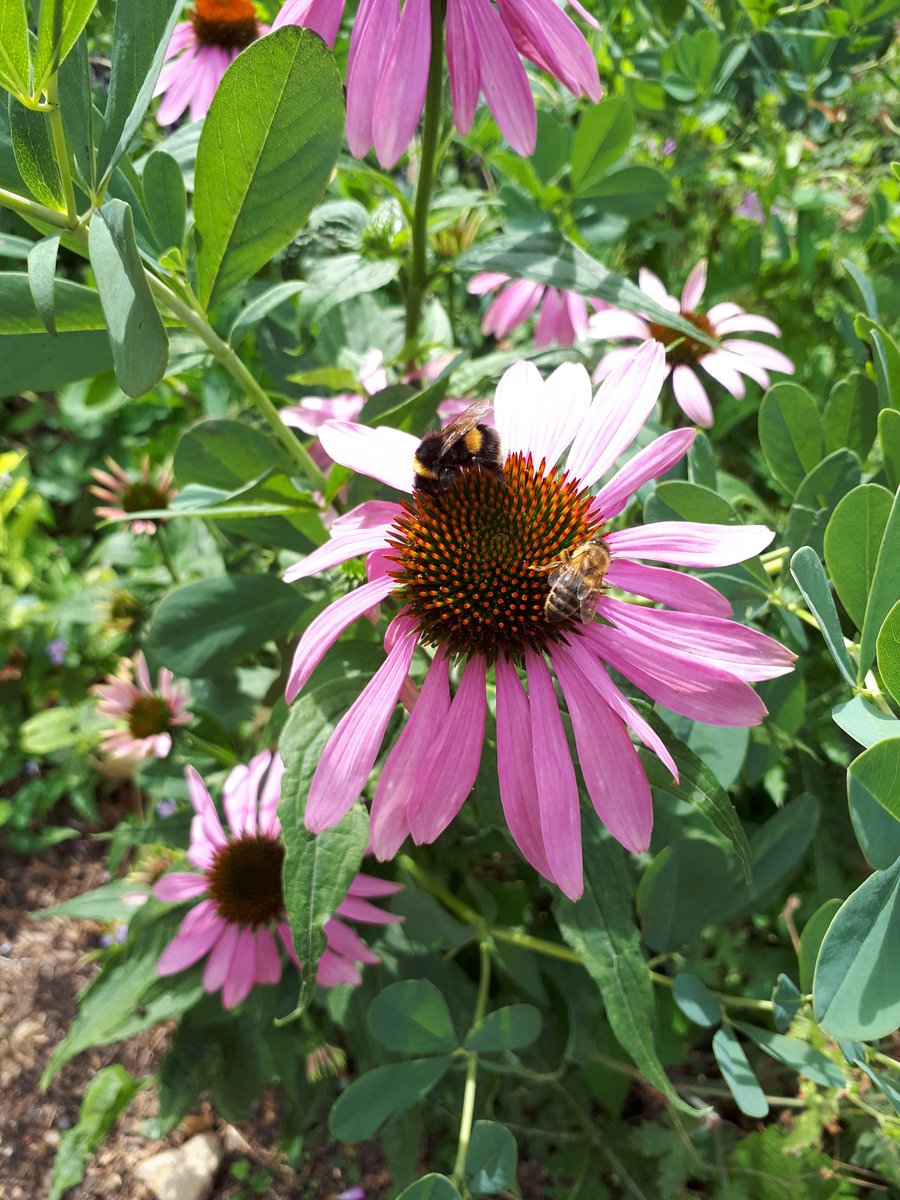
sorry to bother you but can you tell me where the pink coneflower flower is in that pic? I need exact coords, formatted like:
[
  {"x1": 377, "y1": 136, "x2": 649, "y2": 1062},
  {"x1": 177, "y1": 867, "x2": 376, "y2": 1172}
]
[
  {"x1": 306, "y1": 0, "x2": 600, "y2": 168},
  {"x1": 92, "y1": 652, "x2": 192, "y2": 761},
  {"x1": 154, "y1": 0, "x2": 269, "y2": 125},
  {"x1": 282, "y1": 345, "x2": 794, "y2": 900},
  {"x1": 154, "y1": 752, "x2": 402, "y2": 1007},
  {"x1": 469, "y1": 273, "x2": 601, "y2": 349},
  {"x1": 280, "y1": 350, "x2": 387, "y2": 471},
  {"x1": 589, "y1": 259, "x2": 794, "y2": 429},
  {"x1": 90, "y1": 458, "x2": 176, "y2": 535}
]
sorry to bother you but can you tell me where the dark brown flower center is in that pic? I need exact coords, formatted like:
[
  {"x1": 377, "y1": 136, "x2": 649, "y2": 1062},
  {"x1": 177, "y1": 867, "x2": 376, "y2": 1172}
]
[
  {"x1": 128, "y1": 694, "x2": 172, "y2": 739},
  {"x1": 122, "y1": 481, "x2": 170, "y2": 514},
  {"x1": 191, "y1": 0, "x2": 259, "y2": 48},
  {"x1": 388, "y1": 452, "x2": 603, "y2": 661},
  {"x1": 207, "y1": 837, "x2": 285, "y2": 927},
  {"x1": 647, "y1": 310, "x2": 716, "y2": 366}
]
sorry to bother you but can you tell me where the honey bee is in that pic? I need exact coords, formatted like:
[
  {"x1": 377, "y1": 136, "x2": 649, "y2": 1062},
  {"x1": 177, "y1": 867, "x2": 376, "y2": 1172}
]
[
  {"x1": 533, "y1": 537, "x2": 612, "y2": 624},
  {"x1": 412, "y1": 397, "x2": 504, "y2": 497}
]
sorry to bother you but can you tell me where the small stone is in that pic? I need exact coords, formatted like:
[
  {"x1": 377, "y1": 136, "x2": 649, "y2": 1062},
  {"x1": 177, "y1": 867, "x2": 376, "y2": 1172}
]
[{"x1": 133, "y1": 1133, "x2": 223, "y2": 1200}]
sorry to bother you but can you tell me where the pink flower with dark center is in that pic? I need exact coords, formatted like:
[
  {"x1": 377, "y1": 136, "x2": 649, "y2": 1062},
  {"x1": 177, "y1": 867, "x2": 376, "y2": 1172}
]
[
  {"x1": 154, "y1": 751, "x2": 403, "y2": 1008},
  {"x1": 154, "y1": 0, "x2": 269, "y2": 125},
  {"x1": 282, "y1": 0, "x2": 600, "y2": 168},
  {"x1": 282, "y1": 345, "x2": 795, "y2": 900},
  {"x1": 468, "y1": 273, "x2": 602, "y2": 348},
  {"x1": 93, "y1": 652, "x2": 192, "y2": 761},
  {"x1": 90, "y1": 458, "x2": 176, "y2": 536},
  {"x1": 589, "y1": 259, "x2": 794, "y2": 429}
]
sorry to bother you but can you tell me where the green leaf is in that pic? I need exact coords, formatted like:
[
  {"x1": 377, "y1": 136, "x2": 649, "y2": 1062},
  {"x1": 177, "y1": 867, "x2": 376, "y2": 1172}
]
[
  {"x1": 879, "y1": 409, "x2": 900, "y2": 492},
  {"x1": 466, "y1": 1121, "x2": 518, "y2": 1197},
  {"x1": 576, "y1": 164, "x2": 668, "y2": 216},
  {"x1": 854, "y1": 1060, "x2": 900, "y2": 1116},
  {"x1": 672, "y1": 974, "x2": 721, "y2": 1027},
  {"x1": 0, "y1": 0, "x2": 30, "y2": 98},
  {"x1": 712, "y1": 1026, "x2": 768, "y2": 1118},
  {"x1": 96, "y1": 0, "x2": 181, "y2": 185},
  {"x1": 637, "y1": 838, "x2": 732, "y2": 951},
  {"x1": 8, "y1": 97, "x2": 65, "y2": 210},
  {"x1": 88, "y1": 199, "x2": 169, "y2": 397},
  {"x1": 823, "y1": 483, "x2": 894, "y2": 633},
  {"x1": 301, "y1": 254, "x2": 401, "y2": 323},
  {"x1": 369, "y1": 981, "x2": 458, "y2": 1055},
  {"x1": 784, "y1": 449, "x2": 862, "y2": 559},
  {"x1": 832, "y1": 695, "x2": 900, "y2": 748},
  {"x1": 849, "y1": 738, "x2": 900, "y2": 831},
  {"x1": 465, "y1": 1004, "x2": 542, "y2": 1053},
  {"x1": 34, "y1": 0, "x2": 97, "y2": 93},
  {"x1": 877, "y1": 601, "x2": 900, "y2": 705},
  {"x1": 759, "y1": 382, "x2": 824, "y2": 495},
  {"x1": 571, "y1": 97, "x2": 633, "y2": 193},
  {"x1": 790, "y1": 547, "x2": 857, "y2": 687},
  {"x1": 149, "y1": 574, "x2": 306, "y2": 677},
  {"x1": 859, "y1": 487, "x2": 900, "y2": 675},
  {"x1": 330, "y1": 1058, "x2": 453, "y2": 1142},
  {"x1": 33, "y1": 878, "x2": 149, "y2": 921},
  {"x1": 555, "y1": 829, "x2": 701, "y2": 1116},
  {"x1": 771, "y1": 974, "x2": 802, "y2": 1032},
  {"x1": 194, "y1": 27, "x2": 343, "y2": 309},
  {"x1": 19, "y1": 705, "x2": 83, "y2": 753},
  {"x1": 49, "y1": 1067, "x2": 145, "y2": 1200},
  {"x1": 822, "y1": 373, "x2": 878, "y2": 462},
  {"x1": 26, "y1": 233, "x2": 60, "y2": 336},
  {"x1": 397, "y1": 1176, "x2": 462, "y2": 1200},
  {"x1": 645, "y1": 479, "x2": 740, "y2": 526},
  {"x1": 733, "y1": 1022, "x2": 845, "y2": 1088},
  {"x1": 457, "y1": 232, "x2": 716, "y2": 347},
  {"x1": 814, "y1": 857, "x2": 900, "y2": 1040},
  {"x1": 142, "y1": 150, "x2": 186, "y2": 255},
  {"x1": 720, "y1": 794, "x2": 819, "y2": 919},
  {"x1": 229, "y1": 280, "x2": 305, "y2": 347}
]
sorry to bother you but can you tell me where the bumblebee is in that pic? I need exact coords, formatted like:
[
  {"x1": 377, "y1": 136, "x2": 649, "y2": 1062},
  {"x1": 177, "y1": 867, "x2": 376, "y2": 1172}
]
[
  {"x1": 533, "y1": 537, "x2": 612, "y2": 624},
  {"x1": 412, "y1": 397, "x2": 504, "y2": 497}
]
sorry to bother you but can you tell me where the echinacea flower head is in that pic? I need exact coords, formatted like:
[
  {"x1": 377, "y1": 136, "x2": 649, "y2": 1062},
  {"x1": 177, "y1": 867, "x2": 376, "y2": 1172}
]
[
  {"x1": 92, "y1": 651, "x2": 192, "y2": 762},
  {"x1": 589, "y1": 259, "x2": 794, "y2": 429},
  {"x1": 154, "y1": 0, "x2": 268, "y2": 125},
  {"x1": 283, "y1": 345, "x2": 795, "y2": 900},
  {"x1": 469, "y1": 272, "x2": 600, "y2": 349},
  {"x1": 90, "y1": 458, "x2": 176, "y2": 536},
  {"x1": 154, "y1": 753, "x2": 402, "y2": 1007}
]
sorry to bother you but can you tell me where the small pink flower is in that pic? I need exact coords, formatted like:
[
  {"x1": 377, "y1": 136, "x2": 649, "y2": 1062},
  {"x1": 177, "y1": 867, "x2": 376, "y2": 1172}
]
[
  {"x1": 282, "y1": 347, "x2": 795, "y2": 900},
  {"x1": 90, "y1": 458, "x2": 176, "y2": 536},
  {"x1": 469, "y1": 272, "x2": 602, "y2": 349},
  {"x1": 153, "y1": 0, "x2": 269, "y2": 125},
  {"x1": 93, "y1": 652, "x2": 192, "y2": 762},
  {"x1": 154, "y1": 752, "x2": 402, "y2": 1007},
  {"x1": 589, "y1": 258, "x2": 794, "y2": 428}
]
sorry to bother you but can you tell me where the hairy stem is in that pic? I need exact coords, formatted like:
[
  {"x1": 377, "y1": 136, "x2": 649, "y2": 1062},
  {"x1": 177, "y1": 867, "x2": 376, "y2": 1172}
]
[{"x1": 453, "y1": 940, "x2": 492, "y2": 1188}]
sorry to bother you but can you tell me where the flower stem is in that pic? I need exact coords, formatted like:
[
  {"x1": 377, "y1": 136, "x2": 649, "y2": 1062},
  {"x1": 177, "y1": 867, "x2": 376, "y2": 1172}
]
[
  {"x1": 404, "y1": 0, "x2": 444, "y2": 359},
  {"x1": 490, "y1": 926, "x2": 582, "y2": 965},
  {"x1": 452, "y1": 939, "x2": 491, "y2": 1187},
  {"x1": 649, "y1": 970, "x2": 773, "y2": 1012},
  {"x1": 397, "y1": 854, "x2": 480, "y2": 926},
  {"x1": 0, "y1": 184, "x2": 74, "y2": 230},
  {"x1": 46, "y1": 73, "x2": 77, "y2": 227},
  {"x1": 156, "y1": 525, "x2": 180, "y2": 583}
]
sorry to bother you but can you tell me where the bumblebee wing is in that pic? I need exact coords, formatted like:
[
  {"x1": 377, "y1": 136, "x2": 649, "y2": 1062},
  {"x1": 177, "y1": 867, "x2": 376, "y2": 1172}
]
[{"x1": 437, "y1": 397, "x2": 493, "y2": 458}]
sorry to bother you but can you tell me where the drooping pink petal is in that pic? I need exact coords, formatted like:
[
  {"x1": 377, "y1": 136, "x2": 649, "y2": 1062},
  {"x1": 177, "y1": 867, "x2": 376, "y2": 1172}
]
[
  {"x1": 273, "y1": 0, "x2": 346, "y2": 45},
  {"x1": 447, "y1": 0, "x2": 481, "y2": 135},
  {"x1": 281, "y1": 393, "x2": 367, "y2": 435},
  {"x1": 607, "y1": 520, "x2": 774, "y2": 566},
  {"x1": 336, "y1": 895, "x2": 404, "y2": 924},
  {"x1": 373, "y1": 0, "x2": 431, "y2": 167},
  {"x1": 348, "y1": 873, "x2": 405, "y2": 898},
  {"x1": 482, "y1": 279, "x2": 544, "y2": 339},
  {"x1": 564, "y1": 291, "x2": 590, "y2": 340},
  {"x1": 186, "y1": 765, "x2": 227, "y2": 849},
  {"x1": 680, "y1": 259, "x2": 708, "y2": 312},
  {"x1": 672, "y1": 364, "x2": 714, "y2": 427},
  {"x1": 317, "y1": 950, "x2": 362, "y2": 987},
  {"x1": 592, "y1": 427, "x2": 695, "y2": 520},
  {"x1": 715, "y1": 312, "x2": 781, "y2": 337},
  {"x1": 201, "y1": 920, "x2": 240, "y2": 994},
  {"x1": 605, "y1": 559, "x2": 733, "y2": 618},
  {"x1": 220, "y1": 928, "x2": 257, "y2": 1008},
  {"x1": 154, "y1": 872, "x2": 209, "y2": 902},
  {"x1": 461, "y1": 0, "x2": 537, "y2": 154},
  {"x1": 550, "y1": 647, "x2": 653, "y2": 853},
  {"x1": 325, "y1": 917, "x2": 380, "y2": 964},
  {"x1": 498, "y1": 0, "x2": 600, "y2": 101},
  {"x1": 721, "y1": 339, "x2": 794, "y2": 375},
  {"x1": 306, "y1": 621, "x2": 419, "y2": 832},
  {"x1": 534, "y1": 287, "x2": 567, "y2": 348},
  {"x1": 319, "y1": 422, "x2": 418, "y2": 493},
  {"x1": 587, "y1": 308, "x2": 650, "y2": 342},
  {"x1": 345, "y1": 0, "x2": 400, "y2": 158},
  {"x1": 254, "y1": 926, "x2": 282, "y2": 985},
  {"x1": 282, "y1": 517, "x2": 396, "y2": 583},
  {"x1": 257, "y1": 754, "x2": 285, "y2": 838},
  {"x1": 156, "y1": 53, "x2": 198, "y2": 125},
  {"x1": 495, "y1": 658, "x2": 551, "y2": 878},
  {"x1": 157, "y1": 902, "x2": 225, "y2": 975},
  {"x1": 698, "y1": 353, "x2": 745, "y2": 401},
  {"x1": 467, "y1": 271, "x2": 511, "y2": 296},
  {"x1": 524, "y1": 649, "x2": 582, "y2": 900}
]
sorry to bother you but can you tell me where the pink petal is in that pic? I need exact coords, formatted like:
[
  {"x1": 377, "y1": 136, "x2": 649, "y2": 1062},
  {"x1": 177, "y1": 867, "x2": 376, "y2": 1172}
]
[
  {"x1": 525, "y1": 649, "x2": 582, "y2": 900},
  {"x1": 605, "y1": 559, "x2": 733, "y2": 618},
  {"x1": 587, "y1": 308, "x2": 650, "y2": 341},
  {"x1": 564, "y1": 291, "x2": 590, "y2": 340},
  {"x1": 154, "y1": 872, "x2": 209, "y2": 902},
  {"x1": 680, "y1": 259, "x2": 708, "y2": 312},
  {"x1": 534, "y1": 287, "x2": 567, "y2": 348},
  {"x1": 325, "y1": 917, "x2": 380, "y2": 964},
  {"x1": 498, "y1": 0, "x2": 600, "y2": 100},
  {"x1": 186, "y1": 766, "x2": 227, "y2": 849},
  {"x1": 155, "y1": 54, "x2": 197, "y2": 125},
  {"x1": 495, "y1": 657, "x2": 551, "y2": 879},
  {"x1": 348, "y1": 873, "x2": 404, "y2": 897},
  {"x1": 202, "y1": 921, "x2": 241, "y2": 995},
  {"x1": 714, "y1": 347, "x2": 771, "y2": 389},
  {"x1": 134, "y1": 652, "x2": 153, "y2": 694},
  {"x1": 317, "y1": 950, "x2": 362, "y2": 987},
  {"x1": 221, "y1": 929, "x2": 258, "y2": 1008},
  {"x1": 467, "y1": 271, "x2": 510, "y2": 295},
  {"x1": 373, "y1": 0, "x2": 431, "y2": 167},
  {"x1": 461, "y1": 0, "x2": 537, "y2": 154},
  {"x1": 492, "y1": 359, "x2": 545, "y2": 456},
  {"x1": 255, "y1": 926, "x2": 282, "y2": 985},
  {"x1": 336, "y1": 895, "x2": 404, "y2": 924},
  {"x1": 447, "y1": 0, "x2": 481, "y2": 135},
  {"x1": 157, "y1": 901, "x2": 224, "y2": 975},
  {"x1": 607, "y1": 520, "x2": 774, "y2": 566},
  {"x1": 280, "y1": 393, "x2": 366, "y2": 435},
  {"x1": 282, "y1": 519, "x2": 396, "y2": 583},
  {"x1": 482, "y1": 279, "x2": 544, "y2": 338},
  {"x1": 319, "y1": 421, "x2": 418, "y2": 493},
  {"x1": 592, "y1": 427, "x2": 695, "y2": 520},
  {"x1": 531, "y1": 361, "x2": 594, "y2": 466},
  {"x1": 273, "y1": 0, "x2": 346, "y2": 45},
  {"x1": 715, "y1": 313, "x2": 782, "y2": 337},
  {"x1": 257, "y1": 754, "x2": 285, "y2": 838},
  {"x1": 721, "y1": 339, "x2": 794, "y2": 375},
  {"x1": 346, "y1": 0, "x2": 400, "y2": 157},
  {"x1": 223, "y1": 750, "x2": 268, "y2": 837},
  {"x1": 698, "y1": 353, "x2": 745, "y2": 401},
  {"x1": 305, "y1": 621, "x2": 419, "y2": 832},
  {"x1": 591, "y1": 345, "x2": 642, "y2": 383},
  {"x1": 638, "y1": 268, "x2": 678, "y2": 312},
  {"x1": 672, "y1": 364, "x2": 714, "y2": 427}
]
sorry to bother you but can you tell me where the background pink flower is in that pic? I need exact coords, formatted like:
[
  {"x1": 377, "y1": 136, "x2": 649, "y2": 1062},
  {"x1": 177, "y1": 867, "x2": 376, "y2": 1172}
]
[
  {"x1": 155, "y1": 752, "x2": 402, "y2": 1008},
  {"x1": 93, "y1": 651, "x2": 192, "y2": 761},
  {"x1": 469, "y1": 272, "x2": 602, "y2": 348},
  {"x1": 280, "y1": 350, "x2": 387, "y2": 472},
  {"x1": 90, "y1": 457, "x2": 176, "y2": 535}
]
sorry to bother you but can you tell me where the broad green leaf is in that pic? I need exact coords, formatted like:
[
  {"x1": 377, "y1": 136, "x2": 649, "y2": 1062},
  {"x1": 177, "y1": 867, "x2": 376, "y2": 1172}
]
[
  {"x1": 877, "y1": 601, "x2": 900, "y2": 705},
  {"x1": 369, "y1": 981, "x2": 458, "y2": 1055},
  {"x1": 96, "y1": 0, "x2": 181, "y2": 185},
  {"x1": 58, "y1": 33, "x2": 93, "y2": 193},
  {"x1": 194, "y1": 27, "x2": 343, "y2": 309},
  {"x1": 20, "y1": 705, "x2": 83, "y2": 753},
  {"x1": 33, "y1": 878, "x2": 149, "y2": 921},
  {"x1": 466, "y1": 1122, "x2": 518, "y2": 1197},
  {"x1": 832, "y1": 695, "x2": 900, "y2": 748},
  {"x1": 229, "y1": 281, "x2": 305, "y2": 346},
  {"x1": 397, "y1": 1176, "x2": 462, "y2": 1200},
  {"x1": 149, "y1": 574, "x2": 305, "y2": 677},
  {"x1": 457, "y1": 232, "x2": 716, "y2": 347},
  {"x1": 849, "y1": 738, "x2": 900, "y2": 830},
  {"x1": 784, "y1": 448, "x2": 861, "y2": 558},
  {"x1": 49, "y1": 1067, "x2": 145, "y2": 1200},
  {"x1": 771, "y1": 974, "x2": 802, "y2": 1032},
  {"x1": 330, "y1": 1057, "x2": 453, "y2": 1142},
  {"x1": 576, "y1": 164, "x2": 668, "y2": 216},
  {"x1": 26, "y1": 233, "x2": 60, "y2": 336},
  {"x1": 712, "y1": 1026, "x2": 768, "y2": 1118},
  {"x1": 8, "y1": 97, "x2": 65, "y2": 210},
  {"x1": 855, "y1": 316, "x2": 900, "y2": 411},
  {"x1": 672, "y1": 974, "x2": 721, "y2": 1027},
  {"x1": 88, "y1": 199, "x2": 169, "y2": 397},
  {"x1": 0, "y1": 0, "x2": 30, "y2": 98},
  {"x1": 790, "y1": 546, "x2": 857, "y2": 687},
  {"x1": 142, "y1": 150, "x2": 186, "y2": 255},
  {"x1": 645, "y1": 479, "x2": 740, "y2": 526},
  {"x1": 637, "y1": 838, "x2": 732, "y2": 951},
  {"x1": 555, "y1": 829, "x2": 701, "y2": 1116},
  {"x1": 465, "y1": 1004, "x2": 542, "y2": 1053},
  {"x1": 824, "y1": 483, "x2": 893, "y2": 632},
  {"x1": 814, "y1": 857, "x2": 900, "y2": 1040},
  {"x1": 720, "y1": 794, "x2": 819, "y2": 919},
  {"x1": 880, "y1": 408, "x2": 900, "y2": 492},
  {"x1": 301, "y1": 254, "x2": 401, "y2": 323},
  {"x1": 571, "y1": 97, "x2": 633, "y2": 193},
  {"x1": 34, "y1": 0, "x2": 97, "y2": 93},
  {"x1": 859, "y1": 487, "x2": 900, "y2": 674},
  {"x1": 841, "y1": 259, "x2": 879, "y2": 320},
  {"x1": 759, "y1": 382, "x2": 824, "y2": 495},
  {"x1": 822, "y1": 373, "x2": 878, "y2": 462},
  {"x1": 733, "y1": 1022, "x2": 845, "y2": 1088}
]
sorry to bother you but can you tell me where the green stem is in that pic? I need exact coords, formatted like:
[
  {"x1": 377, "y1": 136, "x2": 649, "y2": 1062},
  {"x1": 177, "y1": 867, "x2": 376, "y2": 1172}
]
[
  {"x1": 650, "y1": 971, "x2": 773, "y2": 1012},
  {"x1": 0, "y1": 185, "x2": 73, "y2": 230},
  {"x1": 397, "y1": 854, "x2": 480, "y2": 926},
  {"x1": 46, "y1": 73, "x2": 77, "y2": 226},
  {"x1": 490, "y1": 927, "x2": 582, "y2": 965},
  {"x1": 156, "y1": 525, "x2": 180, "y2": 583},
  {"x1": 404, "y1": 0, "x2": 444, "y2": 357},
  {"x1": 453, "y1": 940, "x2": 492, "y2": 1188}
]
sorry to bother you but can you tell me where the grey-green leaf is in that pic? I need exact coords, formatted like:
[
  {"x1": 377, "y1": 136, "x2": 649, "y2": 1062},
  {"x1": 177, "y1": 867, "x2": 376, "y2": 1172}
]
[
  {"x1": 465, "y1": 1004, "x2": 542, "y2": 1053},
  {"x1": 823, "y1": 483, "x2": 894, "y2": 634},
  {"x1": 712, "y1": 1026, "x2": 769, "y2": 1118},
  {"x1": 859, "y1": 487, "x2": 900, "y2": 675},
  {"x1": 672, "y1": 974, "x2": 721, "y2": 1028},
  {"x1": 877, "y1": 601, "x2": 900, "y2": 705},
  {"x1": 466, "y1": 1121, "x2": 518, "y2": 1197},
  {"x1": 759, "y1": 382, "x2": 824, "y2": 495},
  {"x1": 26, "y1": 233, "x2": 60, "y2": 336},
  {"x1": 329, "y1": 1058, "x2": 453, "y2": 1142},
  {"x1": 790, "y1": 546, "x2": 857, "y2": 687},
  {"x1": 733, "y1": 1022, "x2": 845, "y2": 1088},
  {"x1": 142, "y1": 149, "x2": 186, "y2": 255},
  {"x1": 369, "y1": 981, "x2": 458, "y2": 1055}
]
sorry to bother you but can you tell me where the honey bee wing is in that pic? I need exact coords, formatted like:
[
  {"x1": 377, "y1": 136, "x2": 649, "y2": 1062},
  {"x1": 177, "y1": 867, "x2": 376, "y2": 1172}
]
[
  {"x1": 577, "y1": 588, "x2": 603, "y2": 623},
  {"x1": 436, "y1": 397, "x2": 493, "y2": 459},
  {"x1": 547, "y1": 563, "x2": 576, "y2": 588}
]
